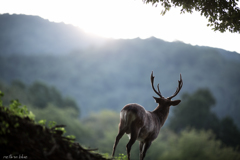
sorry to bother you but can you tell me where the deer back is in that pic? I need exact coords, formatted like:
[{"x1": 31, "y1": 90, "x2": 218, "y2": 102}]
[{"x1": 120, "y1": 103, "x2": 161, "y2": 141}]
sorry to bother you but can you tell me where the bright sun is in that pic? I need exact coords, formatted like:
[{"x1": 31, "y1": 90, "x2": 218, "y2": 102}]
[{"x1": 69, "y1": 0, "x2": 161, "y2": 39}]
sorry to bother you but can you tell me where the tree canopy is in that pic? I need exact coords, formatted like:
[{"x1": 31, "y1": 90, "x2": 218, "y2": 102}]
[
  {"x1": 143, "y1": 0, "x2": 240, "y2": 33},
  {"x1": 169, "y1": 89, "x2": 217, "y2": 132},
  {"x1": 169, "y1": 89, "x2": 240, "y2": 149}
]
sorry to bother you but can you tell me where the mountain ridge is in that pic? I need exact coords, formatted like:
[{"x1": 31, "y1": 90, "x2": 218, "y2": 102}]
[
  {"x1": 0, "y1": 13, "x2": 106, "y2": 55},
  {"x1": 1, "y1": 13, "x2": 239, "y2": 55},
  {"x1": 0, "y1": 14, "x2": 240, "y2": 128}
]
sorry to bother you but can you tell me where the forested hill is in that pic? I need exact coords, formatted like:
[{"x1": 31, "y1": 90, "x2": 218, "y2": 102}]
[
  {"x1": 0, "y1": 14, "x2": 240, "y2": 128},
  {"x1": 0, "y1": 13, "x2": 105, "y2": 55}
]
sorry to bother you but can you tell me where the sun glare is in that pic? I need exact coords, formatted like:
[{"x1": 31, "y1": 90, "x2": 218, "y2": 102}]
[
  {"x1": 70, "y1": 0, "x2": 162, "y2": 39},
  {"x1": 0, "y1": 0, "x2": 239, "y2": 52}
]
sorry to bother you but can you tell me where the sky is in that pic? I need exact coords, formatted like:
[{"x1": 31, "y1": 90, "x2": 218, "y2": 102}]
[{"x1": 0, "y1": 0, "x2": 240, "y2": 53}]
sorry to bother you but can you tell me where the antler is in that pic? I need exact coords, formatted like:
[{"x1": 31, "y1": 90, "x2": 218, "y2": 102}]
[
  {"x1": 167, "y1": 74, "x2": 183, "y2": 100},
  {"x1": 151, "y1": 71, "x2": 163, "y2": 98}
]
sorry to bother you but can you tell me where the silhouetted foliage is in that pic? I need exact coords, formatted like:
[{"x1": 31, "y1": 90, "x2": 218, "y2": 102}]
[
  {"x1": 143, "y1": 0, "x2": 240, "y2": 33},
  {"x1": 219, "y1": 116, "x2": 240, "y2": 149},
  {"x1": 1, "y1": 89, "x2": 240, "y2": 160},
  {"x1": 169, "y1": 89, "x2": 240, "y2": 149},
  {"x1": 0, "y1": 80, "x2": 79, "y2": 115},
  {"x1": 0, "y1": 92, "x2": 109, "y2": 160},
  {"x1": 169, "y1": 89, "x2": 217, "y2": 131}
]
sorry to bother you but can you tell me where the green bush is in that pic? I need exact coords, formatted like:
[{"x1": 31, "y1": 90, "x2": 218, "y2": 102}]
[
  {"x1": 144, "y1": 128, "x2": 240, "y2": 160},
  {"x1": 0, "y1": 91, "x2": 110, "y2": 160}
]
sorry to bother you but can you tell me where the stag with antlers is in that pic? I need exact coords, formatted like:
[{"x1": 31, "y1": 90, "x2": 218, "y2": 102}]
[{"x1": 112, "y1": 71, "x2": 183, "y2": 160}]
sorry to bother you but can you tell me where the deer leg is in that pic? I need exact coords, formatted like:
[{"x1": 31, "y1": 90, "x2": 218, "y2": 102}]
[
  {"x1": 126, "y1": 136, "x2": 137, "y2": 160},
  {"x1": 139, "y1": 141, "x2": 144, "y2": 160},
  {"x1": 140, "y1": 141, "x2": 152, "y2": 160},
  {"x1": 126, "y1": 125, "x2": 139, "y2": 160},
  {"x1": 112, "y1": 128, "x2": 126, "y2": 157}
]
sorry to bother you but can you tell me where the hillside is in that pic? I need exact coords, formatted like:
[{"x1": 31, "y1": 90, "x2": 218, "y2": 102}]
[
  {"x1": 0, "y1": 14, "x2": 240, "y2": 128},
  {"x1": 0, "y1": 94, "x2": 109, "y2": 160},
  {"x1": 0, "y1": 13, "x2": 105, "y2": 55}
]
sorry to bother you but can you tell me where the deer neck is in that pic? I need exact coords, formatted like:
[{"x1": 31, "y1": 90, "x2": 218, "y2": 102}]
[{"x1": 152, "y1": 105, "x2": 170, "y2": 127}]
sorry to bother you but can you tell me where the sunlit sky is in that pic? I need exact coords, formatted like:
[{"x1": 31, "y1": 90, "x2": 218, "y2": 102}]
[{"x1": 0, "y1": 0, "x2": 240, "y2": 53}]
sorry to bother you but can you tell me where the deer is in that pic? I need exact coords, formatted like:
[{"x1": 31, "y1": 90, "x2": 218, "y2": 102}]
[{"x1": 112, "y1": 71, "x2": 183, "y2": 160}]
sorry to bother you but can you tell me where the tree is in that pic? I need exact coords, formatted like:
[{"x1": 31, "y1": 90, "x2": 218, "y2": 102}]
[
  {"x1": 157, "y1": 129, "x2": 240, "y2": 160},
  {"x1": 0, "y1": 80, "x2": 80, "y2": 116},
  {"x1": 169, "y1": 88, "x2": 218, "y2": 132},
  {"x1": 169, "y1": 88, "x2": 240, "y2": 149},
  {"x1": 219, "y1": 116, "x2": 240, "y2": 148},
  {"x1": 82, "y1": 110, "x2": 130, "y2": 155},
  {"x1": 143, "y1": 0, "x2": 240, "y2": 33},
  {"x1": 0, "y1": 92, "x2": 109, "y2": 160}
]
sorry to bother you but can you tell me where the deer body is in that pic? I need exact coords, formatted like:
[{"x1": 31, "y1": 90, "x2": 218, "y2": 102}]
[
  {"x1": 112, "y1": 71, "x2": 183, "y2": 160},
  {"x1": 120, "y1": 104, "x2": 162, "y2": 142}
]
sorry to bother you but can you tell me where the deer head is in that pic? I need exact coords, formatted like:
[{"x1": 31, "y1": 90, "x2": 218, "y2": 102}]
[{"x1": 151, "y1": 71, "x2": 183, "y2": 108}]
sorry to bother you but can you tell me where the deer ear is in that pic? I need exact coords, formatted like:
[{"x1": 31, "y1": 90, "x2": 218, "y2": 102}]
[
  {"x1": 171, "y1": 100, "x2": 181, "y2": 106},
  {"x1": 153, "y1": 96, "x2": 161, "y2": 103}
]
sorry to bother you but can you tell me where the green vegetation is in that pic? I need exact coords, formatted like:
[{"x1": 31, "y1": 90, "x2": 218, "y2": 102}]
[
  {"x1": 0, "y1": 83, "x2": 128, "y2": 159},
  {"x1": 169, "y1": 89, "x2": 217, "y2": 132},
  {"x1": 0, "y1": 80, "x2": 79, "y2": 113},
  {"x1": 1, "y1": 13, "x2": 240, "y2": 160},
  {"x1": 1, "y1": 14, "x2": 240, "y2": 128},
  {"x1": 143, "y1": 0, "x2": 240, "y2": 33},
  {"x1": 169, "y1": 89, "x2": 240, "y2": 149},
  {"x1": 0, "y1": 81, "x2": 89, "y2": 143},
  {"x1": 1, "y1": 41, "x2": 240, "y2": 128},
  {"x1": 1, "y1": 85, "x2": 240, "y2": 159},
  {"x1": 149, "y1": 129, "x2": 240, "y2": 160},
  {"x1": 0, "y1": 91, "x2": 110, "y2": 160}
]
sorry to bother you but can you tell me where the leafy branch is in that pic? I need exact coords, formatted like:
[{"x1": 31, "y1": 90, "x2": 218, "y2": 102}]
[{"x1": 143, "y1": 0, "x2": 240, "y2": 33}]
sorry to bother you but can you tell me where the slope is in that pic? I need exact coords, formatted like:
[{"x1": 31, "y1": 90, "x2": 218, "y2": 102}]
[{"x1": 0, "y1": 14, "x2": 239, "y2": 128}]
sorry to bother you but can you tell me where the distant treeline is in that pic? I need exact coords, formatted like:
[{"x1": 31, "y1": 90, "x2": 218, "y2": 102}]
[
  {"x1": 1, "y1": 82, "x2": 240, "y2": 160},
  {"x1": 1, "y1": 40, "x2": 240, "y2": 128},
  {"x1": 0, "y1": 80, "x2": 79, "y2": 113},
  {"x1": 0, "y1": 14, "x2": 240, "y2": 129}
]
